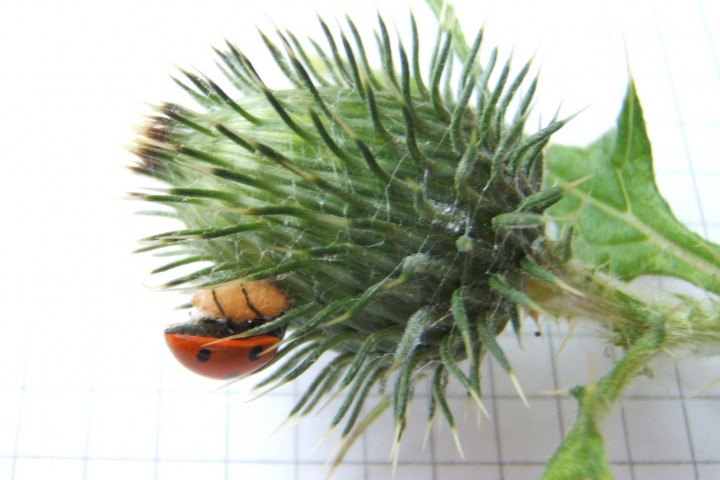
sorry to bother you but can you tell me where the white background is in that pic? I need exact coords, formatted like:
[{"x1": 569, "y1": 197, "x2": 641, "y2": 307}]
[{"x1": 0, "y1": 1, "x2": 719, "y2": 479}]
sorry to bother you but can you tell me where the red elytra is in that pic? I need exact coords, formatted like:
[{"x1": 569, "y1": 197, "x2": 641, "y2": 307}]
[{"x1": 164, "y1": 320, "x2": 283, "y2": 380}]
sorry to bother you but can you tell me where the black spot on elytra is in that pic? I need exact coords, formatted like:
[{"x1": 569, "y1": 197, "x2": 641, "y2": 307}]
[
  {"x1": 196, "y1": 348, "x2": 212, "y2": 362},
  {"x1": 248, "y1": 345, "x2": 264, "y2": 361}
]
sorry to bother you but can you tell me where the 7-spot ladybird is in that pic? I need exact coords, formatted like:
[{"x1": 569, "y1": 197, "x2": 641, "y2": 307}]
[{"x1": 164, "y1": 281, "x2": 289, "y2": 380}]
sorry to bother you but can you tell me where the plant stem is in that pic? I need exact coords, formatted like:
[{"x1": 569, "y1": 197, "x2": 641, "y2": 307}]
[
  {"x1": 541, "y1": 329, "x2": 664, "y2": 480},
  {"x1": 529, "y1": 259, "x2": 720, "y2": 479}
]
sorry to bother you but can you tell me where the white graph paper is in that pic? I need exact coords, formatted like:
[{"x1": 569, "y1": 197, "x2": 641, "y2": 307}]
[{"x1": 0, "y1": 1, "x2": 718, "y2": 479}]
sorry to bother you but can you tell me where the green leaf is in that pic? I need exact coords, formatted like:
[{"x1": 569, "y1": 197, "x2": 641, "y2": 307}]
[{"x1": 547, "y1": 81, "x2": 720, "y2": 295}]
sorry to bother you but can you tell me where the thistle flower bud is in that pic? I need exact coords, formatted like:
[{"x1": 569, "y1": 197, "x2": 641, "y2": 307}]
[{"x1": 132, "y1": 13, "x2": 565, "y2": 460}]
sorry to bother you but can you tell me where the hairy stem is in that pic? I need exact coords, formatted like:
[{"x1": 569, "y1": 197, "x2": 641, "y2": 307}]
[
  {"x1": 526, "y1": 258, "x2": 720, "y2": 479},
  {"x1": 541, "y1": 329, "x2": 664, "y2": 480}
]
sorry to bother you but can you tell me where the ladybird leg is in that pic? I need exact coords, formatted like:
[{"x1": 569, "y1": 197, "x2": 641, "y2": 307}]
[
  {"x1": 211, "y1": 289, "x2": 229, "y2": 318},
  {"x1": 242, "y1": 285, "x2": 266, "y2": 321},
  {"x1": 269, "y1": 325, "x2": 287, "y2": 339}
]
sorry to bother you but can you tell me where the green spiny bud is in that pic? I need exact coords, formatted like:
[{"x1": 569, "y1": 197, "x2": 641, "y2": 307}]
[{"x1": 132, "y1": 13, "x2": 565, "y2": 462}]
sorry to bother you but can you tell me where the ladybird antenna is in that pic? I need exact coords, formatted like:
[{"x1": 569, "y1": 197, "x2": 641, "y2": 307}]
[
  {"x1": 211, "y1": 289, "x2": 229, "y2": 318},
  {"x1": 242, "y1": 285, "x2": 266, "y2": 320}
]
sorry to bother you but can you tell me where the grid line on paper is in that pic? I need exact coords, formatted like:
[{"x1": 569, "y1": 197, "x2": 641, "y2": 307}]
[
  {"x1": 427, "y1": 396, "x2": 438, "y2": 480},
  {"x1": 9, "y1": 323, "x2": 32, "y2": 480},
  {"x1": 652, "y1": 0, "x2": 708, "y2": 239},
  {"x1": 81, "y1": 386, "x2": 94, "y2": 480},
  {"x1": 697, "y1": 0, "x2": 720, "y2": 77},
  {"x1": 484, "y1": 345, "x2": 504, "y2": 480},
  {"x1": 8, "y1": 383, "x2": 720, "y2": 401},
  {"x1": 7, "y1": 455, "x2": 720, "y2": 468},
  {"x1": 8, "y1": 386, "x2": 23, "y2": 480},
  {"x1": 545, "y1": 322, "x2": 568, "y2": 439},
  {"x1": 672, "y1": 363, "x2": 700, "y2": 479},
  {"x1": 224, "y1": 387, "x2": 231, "y2": 480}
]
